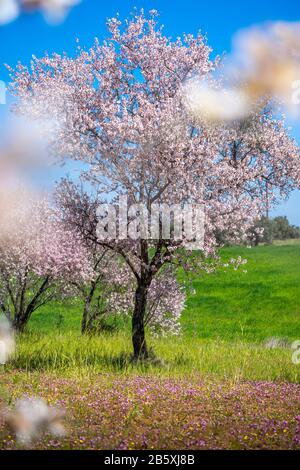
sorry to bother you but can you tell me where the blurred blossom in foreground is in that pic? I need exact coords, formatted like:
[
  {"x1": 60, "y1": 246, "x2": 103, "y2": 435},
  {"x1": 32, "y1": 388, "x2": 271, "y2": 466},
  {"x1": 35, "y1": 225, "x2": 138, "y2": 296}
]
[
  {"x1": 0, "y1": 0, "x2": 80, "y2": 25},
  {"x1": 0, "y1": 116, "x2": 55, "y2": 170},
  {"x1": 0, "y1": 317, "x2": 15, "y2": 364},
  {"x1": 3, "y1": 397, "x2": 66, "y2": 444},
  {"x1": 185, "y1": 21, "x2": 300, "y2": 124},
  {"x1": 0, "y1": 0, "x2": 19, "y2": 24}
]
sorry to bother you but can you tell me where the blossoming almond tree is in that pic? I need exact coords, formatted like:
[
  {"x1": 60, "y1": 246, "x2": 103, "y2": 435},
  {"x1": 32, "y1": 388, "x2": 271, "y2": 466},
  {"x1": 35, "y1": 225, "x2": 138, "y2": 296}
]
[
  {"x1": 0, "y1": 189, "x2": 92, "y2": 331},
  {"x1": 9, "y1": 11, "x2": 300, "y2": 358},
  {"x1": 55, "y1": 179, "x2": 186, "y2": 336},
  {"x1": 55, "y1": 180, "x2": 131, "y2": 334}
]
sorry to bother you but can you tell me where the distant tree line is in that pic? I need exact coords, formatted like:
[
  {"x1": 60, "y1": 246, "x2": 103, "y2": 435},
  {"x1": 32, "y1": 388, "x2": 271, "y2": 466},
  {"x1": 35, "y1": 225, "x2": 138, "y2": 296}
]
[{"x1": 251, "y1": 216, "x2": 300, "y2": 245}]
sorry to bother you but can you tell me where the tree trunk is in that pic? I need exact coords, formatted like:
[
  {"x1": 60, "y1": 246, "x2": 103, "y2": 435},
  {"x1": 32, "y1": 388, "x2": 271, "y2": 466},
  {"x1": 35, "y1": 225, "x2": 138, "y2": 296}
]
[
  {"x1": 11, "y1": 277, "x2": 50, "y2": 333},
  {"x1": 132, "y1": 281, "x2": 149, "y2": 361},
  {"x1": 12, "y1": 313, "x2": 28, "y2": 333},
  {"x1": 81, "y1": 298, "x2": 91, "y2": 333}
]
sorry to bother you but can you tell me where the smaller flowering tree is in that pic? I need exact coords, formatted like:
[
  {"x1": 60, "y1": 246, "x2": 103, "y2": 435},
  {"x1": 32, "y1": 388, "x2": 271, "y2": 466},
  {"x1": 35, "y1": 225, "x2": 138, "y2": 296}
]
[
  {"x1": 55, "y1": 180, "x2": 186, "y2": 337},
  {"x1": 0, "y1": 189, "x2": 91, "y2": 332}
]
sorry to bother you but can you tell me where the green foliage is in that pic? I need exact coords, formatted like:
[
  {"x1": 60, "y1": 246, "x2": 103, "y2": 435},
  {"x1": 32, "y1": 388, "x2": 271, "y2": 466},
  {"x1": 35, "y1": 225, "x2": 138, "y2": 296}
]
[
  {"x1": 1, "y1": 371, "x2": 300, "y2": 449},
  {"x1": 252, "y1": 216, "x2": 300, "y2": 245}
]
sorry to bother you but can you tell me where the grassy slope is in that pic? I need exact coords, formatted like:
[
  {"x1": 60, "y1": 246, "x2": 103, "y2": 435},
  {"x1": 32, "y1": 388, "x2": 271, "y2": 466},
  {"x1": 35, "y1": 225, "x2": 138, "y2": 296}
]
[{"x1": 183, "y1": 244, "x2": 300, "y2": 342}]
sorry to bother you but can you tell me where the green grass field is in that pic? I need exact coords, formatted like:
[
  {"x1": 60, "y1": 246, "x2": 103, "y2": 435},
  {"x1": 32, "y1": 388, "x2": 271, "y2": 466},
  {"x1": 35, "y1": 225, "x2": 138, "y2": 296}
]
[{"x1": 5, "y1": 243, "x2": 300, "y2": 382}]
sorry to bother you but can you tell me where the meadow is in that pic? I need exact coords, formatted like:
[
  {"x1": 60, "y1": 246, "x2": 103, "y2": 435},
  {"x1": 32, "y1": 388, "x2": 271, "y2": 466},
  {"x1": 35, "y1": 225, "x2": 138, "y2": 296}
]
[{"x1": 1, "y1": 243, "x2": 300, "y2": 449}]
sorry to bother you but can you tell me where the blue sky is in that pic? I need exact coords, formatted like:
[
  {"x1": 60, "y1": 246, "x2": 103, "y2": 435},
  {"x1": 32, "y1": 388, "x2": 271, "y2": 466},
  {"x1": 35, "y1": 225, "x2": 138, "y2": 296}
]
[{"x1": 0, "y1": 0, "x2": 300, "y2": 224}]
